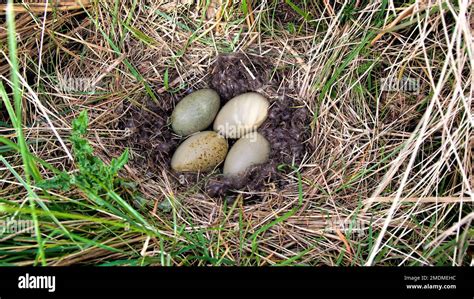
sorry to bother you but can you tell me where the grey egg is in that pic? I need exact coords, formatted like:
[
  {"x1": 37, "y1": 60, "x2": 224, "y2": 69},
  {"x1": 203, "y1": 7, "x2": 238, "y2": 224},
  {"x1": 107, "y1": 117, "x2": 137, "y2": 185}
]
[
  {"x1": 171, "y1": 131, "x2": 228, "y2": 172},
  {"x1": 223, "y1": 132, "x2": 270, "y2": 176},
  {"x1": 171, "y1": 89, "x2": 220, "y2": 136},
  {"x1": 213, "y1": 92, "x2": 269, "y2": 138}
]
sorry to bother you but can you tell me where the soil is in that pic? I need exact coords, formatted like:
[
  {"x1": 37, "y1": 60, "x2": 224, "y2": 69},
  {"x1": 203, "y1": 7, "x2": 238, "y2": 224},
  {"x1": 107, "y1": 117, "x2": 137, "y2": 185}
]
[{"x1": 117, "y1": 52, "x2": 312, "y2": 200}]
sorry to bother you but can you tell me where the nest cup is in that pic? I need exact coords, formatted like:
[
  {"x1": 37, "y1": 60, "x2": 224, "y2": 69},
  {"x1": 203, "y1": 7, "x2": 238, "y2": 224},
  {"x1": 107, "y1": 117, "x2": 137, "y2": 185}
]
[{"x1": 118, "y1": 53, "x2": 312, "y2": 200}]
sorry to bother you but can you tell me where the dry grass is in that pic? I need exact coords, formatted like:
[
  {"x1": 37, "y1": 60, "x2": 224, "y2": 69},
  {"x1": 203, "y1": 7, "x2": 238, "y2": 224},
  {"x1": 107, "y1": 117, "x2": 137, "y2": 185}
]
[{"x1": 0, "y1": 0, "x2": 472, "y2": 266}]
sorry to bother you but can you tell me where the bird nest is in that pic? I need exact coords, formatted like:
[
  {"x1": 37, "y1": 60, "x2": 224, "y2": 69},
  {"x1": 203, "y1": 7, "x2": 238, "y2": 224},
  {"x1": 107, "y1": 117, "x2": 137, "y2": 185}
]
[{"x1": 117, "y1": 53, "x2": 312, "y2": 201}]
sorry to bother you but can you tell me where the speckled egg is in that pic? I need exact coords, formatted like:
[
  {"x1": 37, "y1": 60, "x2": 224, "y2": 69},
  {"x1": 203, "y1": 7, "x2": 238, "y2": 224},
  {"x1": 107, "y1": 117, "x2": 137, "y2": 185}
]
[
  {"x1": 171, "y1": 89, "x2": 220, "y2": 136},
  {"x1": 223, "y1": 132, "x2": 270, "y2": 176},
  {"x1": 171, "y1": 131, "x2": 228, "y2": 172},
  {"x1": 213, "y1": 92, "x2": 269, "y2": 138}
]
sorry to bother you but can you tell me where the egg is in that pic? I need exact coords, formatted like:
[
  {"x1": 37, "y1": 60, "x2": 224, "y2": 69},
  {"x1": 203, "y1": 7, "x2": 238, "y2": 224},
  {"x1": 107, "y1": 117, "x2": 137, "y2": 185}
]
[
  {"x1": 171, "y1": 131, "x2": 228, "y2": 172},
  {"x1": 171, "y1": 89, "x2": 220, "y2": 136},
  {"x1": 223, "y1": 132, "x2": 270, "y2": 176},
  {"x1": 213, "y1": 92, "x2": 269, "y2": 138}
]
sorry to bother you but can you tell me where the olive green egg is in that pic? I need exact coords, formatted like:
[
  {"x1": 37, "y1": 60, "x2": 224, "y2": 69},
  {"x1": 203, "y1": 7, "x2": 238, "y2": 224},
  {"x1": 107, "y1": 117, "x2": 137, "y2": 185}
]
[
  {"x1": 171, "y1": 89, "x2": 220, "y2": 136},
  {"x1": 213, "y1": 92, "x2": 269, "y2": 138},
  {"x1": 223, "y1": 132, "x2": 270, "y2": 176},
  {"x1": 171, "y1": 131, "x2": 228, "y2": 172}
]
